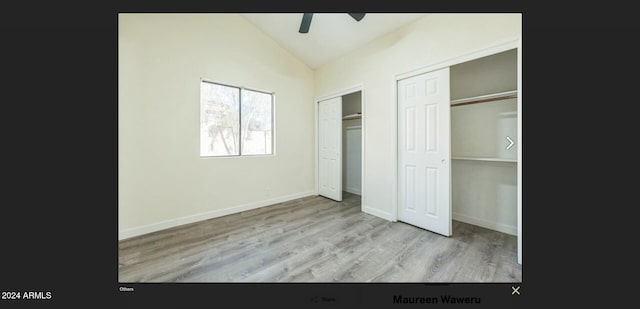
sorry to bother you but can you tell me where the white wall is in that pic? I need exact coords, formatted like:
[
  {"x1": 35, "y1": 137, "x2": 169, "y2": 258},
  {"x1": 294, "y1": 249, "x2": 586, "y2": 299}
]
[
  {"x1": 450, "y1": 49, "x2": 517, "y2": 100},
  {"x1": 342, "y1": 91, "x2": 362, "y2": 116},
  {"x1": 451, "y1": 99, "x2": 517, "y2": 160},
  {"x1": 119, "y1": 14, "x2": 315, "y2": 238},
  {"x1": 315, "y1": 13, "x2": 521, "y2": 220},
  {"x1": 343, "y1": 127, "x2": 362, "y2": 195},
  {"x1": 452, "y1": 161, "x2": 517, "y2": 235}
]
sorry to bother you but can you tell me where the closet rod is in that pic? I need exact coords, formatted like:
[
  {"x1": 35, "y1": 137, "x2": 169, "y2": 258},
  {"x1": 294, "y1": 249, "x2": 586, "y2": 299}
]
[
  {"x1": 451, "y1": 94, "x2": 517, "y2": 107},
  {"x1": 342, "y1": 113, "x2": 362, "y2": 120}
]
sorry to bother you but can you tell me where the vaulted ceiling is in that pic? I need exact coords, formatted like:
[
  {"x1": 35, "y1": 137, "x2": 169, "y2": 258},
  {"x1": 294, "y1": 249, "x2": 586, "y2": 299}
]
[{"x1": 241, "y1": 13, "x2": 428, "y2": 69}]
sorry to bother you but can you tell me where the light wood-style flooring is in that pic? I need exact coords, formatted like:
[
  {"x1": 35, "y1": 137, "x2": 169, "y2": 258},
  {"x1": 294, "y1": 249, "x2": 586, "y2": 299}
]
[{"x1": 119, "y1": 193, "x2": 521, "y2": 282}]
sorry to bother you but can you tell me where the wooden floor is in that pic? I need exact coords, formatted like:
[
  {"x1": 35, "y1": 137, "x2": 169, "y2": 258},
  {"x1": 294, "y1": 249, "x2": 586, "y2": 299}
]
[{"x1": 119, "y1": 193, "x2": 521, "y2": 282}]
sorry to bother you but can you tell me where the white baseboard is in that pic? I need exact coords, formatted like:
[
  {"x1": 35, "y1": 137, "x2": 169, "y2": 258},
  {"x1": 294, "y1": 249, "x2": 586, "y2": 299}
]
[
  {"x1": 344, "y1": 186, "x2": 361, "y2": 195},
  {"x1": 453, "y1": 212, "x2": 517, "y2": 236},
  {"x1": 362, "y1": 205, "x2": 396, "y2": 222},
  {"x1": 119, "y1": 190, "x2": 315, "y2": 240}
]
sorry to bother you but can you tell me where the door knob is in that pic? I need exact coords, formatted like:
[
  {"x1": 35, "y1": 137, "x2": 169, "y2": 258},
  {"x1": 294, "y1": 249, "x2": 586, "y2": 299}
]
[{"x1": 441, "y1": 159, "x2": 446, "y2": 164}]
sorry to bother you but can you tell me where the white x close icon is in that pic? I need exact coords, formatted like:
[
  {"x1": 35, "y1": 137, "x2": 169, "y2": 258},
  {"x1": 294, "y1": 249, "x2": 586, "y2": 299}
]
[{"x1": 512, "y1": 286, "x2": 520, "y2": 295}]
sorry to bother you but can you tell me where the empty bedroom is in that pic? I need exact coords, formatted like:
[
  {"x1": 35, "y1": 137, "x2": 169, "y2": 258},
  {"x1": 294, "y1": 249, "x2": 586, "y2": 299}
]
[{"x1": 118, "y1": 13, "x2": 522, "y2": 282}]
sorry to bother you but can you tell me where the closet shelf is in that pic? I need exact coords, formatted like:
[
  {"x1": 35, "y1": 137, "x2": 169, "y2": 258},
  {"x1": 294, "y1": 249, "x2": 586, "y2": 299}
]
[
  {"x1": 452, "y1": 156, "x2": 516, "y2": 163},
  {"x1": 450, "y1": 90, "x2": 517, "y2": 107},
  {"x1": 342, "y1": 113, "x2": 362, "y2": 120}
]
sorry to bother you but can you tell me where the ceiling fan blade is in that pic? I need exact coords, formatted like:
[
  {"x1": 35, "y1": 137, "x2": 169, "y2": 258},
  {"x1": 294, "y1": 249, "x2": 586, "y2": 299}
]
[
  {"x1": 348, "y1": 13, "x2": 366, "y2": 22},
  {"x1": 299, "y1": 13, "x2": 313, "y2": 33}
]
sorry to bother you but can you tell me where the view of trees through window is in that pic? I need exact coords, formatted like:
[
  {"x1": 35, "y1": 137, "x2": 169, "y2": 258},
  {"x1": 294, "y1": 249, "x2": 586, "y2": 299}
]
[{"x1": 200, "y1": 81, "x2": 273, "y2": 157}]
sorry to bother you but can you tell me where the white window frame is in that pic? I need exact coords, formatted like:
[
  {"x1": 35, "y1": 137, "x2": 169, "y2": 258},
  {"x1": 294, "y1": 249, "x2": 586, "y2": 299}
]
[{"x1": 200, "y1": 79, "x2": 275, "y2": 158}]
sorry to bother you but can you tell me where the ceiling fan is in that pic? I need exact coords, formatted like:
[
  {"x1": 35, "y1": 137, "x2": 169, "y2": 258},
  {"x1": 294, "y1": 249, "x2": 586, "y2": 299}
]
[{"x1": 299, "y1": 13, "x2": 366, "y2": 33}]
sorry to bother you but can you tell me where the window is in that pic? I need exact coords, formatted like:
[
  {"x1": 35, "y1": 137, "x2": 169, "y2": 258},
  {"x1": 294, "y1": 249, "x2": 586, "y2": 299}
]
[{"x1": 200, "y1": 80, "x2": 273, "y2": 157}]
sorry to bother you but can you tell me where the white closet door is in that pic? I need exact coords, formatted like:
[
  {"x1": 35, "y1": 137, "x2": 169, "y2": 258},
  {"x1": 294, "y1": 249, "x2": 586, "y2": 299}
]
[
  {"x1": 398, "y1": 68, "x2": 451, "y2": 236},
  {"x1": 318, "y1": 96, "x2": 342, "y2": 201}
]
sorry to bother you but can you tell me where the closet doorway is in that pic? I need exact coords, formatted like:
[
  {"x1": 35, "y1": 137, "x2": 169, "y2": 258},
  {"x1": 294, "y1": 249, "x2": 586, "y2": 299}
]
[
  {"x1": 394, "y1": 41, "x2": 521, "y2": 264},
  {"x1": 316, "y1": 86, "x2": 364, "y2": 205},
  {"x1": 342, "y1": 92, "x2": 362, "y2": 197}
]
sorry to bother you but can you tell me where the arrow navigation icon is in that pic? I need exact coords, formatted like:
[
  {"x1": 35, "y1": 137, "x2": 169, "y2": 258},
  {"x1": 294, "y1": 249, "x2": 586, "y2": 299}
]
[{"x1": 506, "y1": 136, "x2": 514, "y2": 150}]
